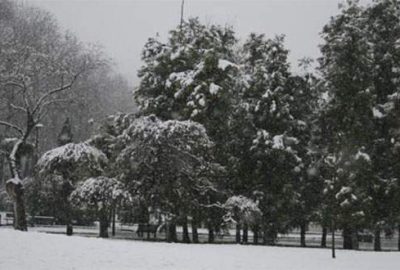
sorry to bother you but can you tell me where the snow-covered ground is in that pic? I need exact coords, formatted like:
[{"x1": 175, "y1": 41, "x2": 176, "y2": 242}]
[{"x1": 0, "y1": 229, "x2": 399, "y2": 270}]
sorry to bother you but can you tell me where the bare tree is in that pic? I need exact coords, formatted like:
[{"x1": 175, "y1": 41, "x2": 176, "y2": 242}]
[{"x1": 0, "y1": 1, "x2": 103, "y2": 230}]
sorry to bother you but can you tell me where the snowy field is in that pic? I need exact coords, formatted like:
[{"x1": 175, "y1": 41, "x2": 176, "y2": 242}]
[{"x1": 1, "y1": 229, "x2": 399, "y2": 270}]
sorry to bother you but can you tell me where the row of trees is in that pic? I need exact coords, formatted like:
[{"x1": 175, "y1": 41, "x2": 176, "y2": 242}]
[
  {"x1": 132, "y1": 0, "x2": 400, "y2": 250},
  {"x1": 1, "y1": 0, "x2": 400, "y2": 253}
]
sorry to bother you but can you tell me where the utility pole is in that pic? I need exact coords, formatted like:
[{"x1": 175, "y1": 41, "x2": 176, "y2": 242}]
[{"x1": 180, "y1": 0, "x2": 185, "y2": 29}]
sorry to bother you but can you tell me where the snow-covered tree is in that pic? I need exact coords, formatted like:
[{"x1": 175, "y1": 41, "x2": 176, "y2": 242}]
[
  {"x1": 115, "y1": 115, "x2": 223, "y2": 242},
  {"x1": 224, "y1": 195, "x2": 261, "y2": 243},
  {"x1": 70, "y1": 176, "x2": 129, "y2": 238},
  {"x1": 319, "y1": 0, "x2": 400, "y2": 251},
  {"x1": 239, "y1": 33, "x2": 301, "y2": 245},
  {"x1": 36, "y1": 142, "x2": 107, "y2": 233}
]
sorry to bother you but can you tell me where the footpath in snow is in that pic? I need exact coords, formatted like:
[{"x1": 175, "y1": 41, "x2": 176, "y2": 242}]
[{"x1": 0, "y1": 229, "x2": 399, "y2": 270}]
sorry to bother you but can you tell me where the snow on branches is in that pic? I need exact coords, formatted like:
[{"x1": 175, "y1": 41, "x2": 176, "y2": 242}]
[
  {"x1": 37, "y1": 142, "x2": 108, "y2": 178},
  {"x1": 70, "y1": 176, "x2": 129, "y2": 210}
]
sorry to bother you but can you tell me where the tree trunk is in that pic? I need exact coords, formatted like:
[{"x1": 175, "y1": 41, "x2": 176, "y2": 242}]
[
  {"x1": 374, "y1": 228, "x2": 381, "y2": 251},
  {"x1": 112, "y1": 207, "x2": 116, "y2": 237},
  {"x1": 342, "y1": 226, "x2": 353, "y2": 250},
  {"x1": 208, "y1": 225, "x2": 214, "y2": 243},
  {"x1": 167, "y1": 222, "x2": 177, "y2": 242},
  {"x1": 352, "y1": 230, "x2": 359, "y2": 250},
  {"x1": 0, "y1": 153, "x2": 4, "y2": 185},
  {"x1": 321, "y1": 226, "x2": 327, "y2": 248},
  {"x1": 398, "y1": 224, "x2": 400, "y2": 251},
  {"x1": 243, "y1": 223, "x2": 248, "y2": 244},
  {"x1": 191, "y1": 216, "x2": 199, "y2": 243},
  {"x1": 182, "y1": 216, "x2": 191, "y2": 243},
  {"x1": 12, "y1": 183, "x2": 27, "y2": 231},
  {"x1": 332, "y1": 221, "x2": 336, "y2": 259},
  {"x1": 66, "y1": 224, "x2": 73, "y2": 236},
  {"x1": 262, "y1": 224, "x2": 268, "y2": 245},
  {"x1": 300, "y1": 222, "x2": 307, "y2": 247},
  {"x1": 6, "y1": 139, "x2": 27, "y2": 231},
  {"x1": 236, "y1": 223, "x2": 241, "y2": 243},
  {"x1": 253, "y1": 225, "x2": 259, "y2": 245},
  {"x1": 265, "y1": 227, "x2": 277, "y2": 246},
  {"x1": 99, "y1": 211, "x2": 109, "y2": 238}
]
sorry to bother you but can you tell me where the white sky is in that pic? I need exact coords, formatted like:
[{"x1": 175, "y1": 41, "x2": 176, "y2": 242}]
[{"x1": 24, "y1": 0, "x2": 372, "y2": 84}]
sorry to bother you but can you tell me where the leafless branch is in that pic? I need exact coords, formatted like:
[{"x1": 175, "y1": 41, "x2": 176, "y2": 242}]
[
  {"x1": 0, "y1": 121, "x2": 24, "y2": 136},
  {"x1": 10, "y1": 103, "x2": 27, "y2": 113},
  {"x1": 37, "y1": 98, "x2": 73, "y2": 121},
  {"x1": 32, "y1": 71, "x2": 82, "y2": 116}
]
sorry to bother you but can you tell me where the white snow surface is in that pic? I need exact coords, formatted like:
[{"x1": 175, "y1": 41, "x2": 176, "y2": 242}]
[{"x1": 1, "y1": 229, "x2": 399, "y2": 270}]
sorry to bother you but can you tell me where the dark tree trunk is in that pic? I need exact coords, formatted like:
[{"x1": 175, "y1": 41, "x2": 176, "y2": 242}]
[
  {"x1": 374, "y1": 228, "x2": 381, "y2": 251},
  {"x1": 253, "y1": 225, "x2": 259, "y2": 245},
  {"x1": 191, "y1": 216, "x2": 199, "y2": 243},
  {"x1": 343, "y1": 226, "x2": 353, "y2": 250},
  {"x1": 265, "y1": 227, "x2": 277, "y2": 246},
  {"x1": 321, "y1": 226, "x2": 327, "y2": 248},
  {"x1": 300, "y1": 222, "x2": 307, "y2": 247},
  {"x1": 352, "y1": 230, "x2": 359, "y2": 250},
  {"x1": 236, "y1": 224, "x2": 241, "y2": 243},
  {"x1": 112, "y1": 207, "x2": 116, "y2": 237},
  {"x1": 12, "y1": 183, "x2": 27, "y2": 231},
  {"x1": 262, "y1": 223, "x2": 269, "y2": 245},
  {"x1": 208, "y1": 226, "x2": 214, "y2": 243},
  {"x1": 243, "y1": 223, "x2": 248, "y2": 244},
  {"x1": 396, "y1": 225, "x2": 400, "y2": 251},
  {"x1": 0, "y1": 153, "x2": 4, "y2": 185},
  {"x1": 66, "y1": 224, "x2": 73, "y2": 236},
  {"x1": 167, "y1": 222, "x2": 177, "y2": 242},
  {"x1": 332, "y1": 221, "x2": 336, "y2": 259},
  {"x1": 99, "y1": 211, "x2": 109, "y2": 238},
  {"x1": 182, "y1": 216, "x2": 191, "y2": 243}
]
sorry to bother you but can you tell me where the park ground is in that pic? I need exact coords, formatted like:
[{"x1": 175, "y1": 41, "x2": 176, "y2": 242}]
[{"x1": 0, "y1": 228, "x2": 399, "y2": 270}]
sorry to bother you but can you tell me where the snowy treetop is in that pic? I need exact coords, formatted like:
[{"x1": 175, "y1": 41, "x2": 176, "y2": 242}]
[{"x1": 37, "y1": 142, "x2": 108, "y2": 175}]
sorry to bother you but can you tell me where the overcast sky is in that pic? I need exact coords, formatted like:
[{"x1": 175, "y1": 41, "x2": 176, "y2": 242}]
[{"x1": 25, "y1": 0, "x2": 372, "y2": 84}]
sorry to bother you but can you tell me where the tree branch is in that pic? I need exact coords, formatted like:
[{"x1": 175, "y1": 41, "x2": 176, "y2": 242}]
[
  {"x1": 32, "y1": 71, "x2": 82, "y2": 116},
  {"x1": 10, "y1": 103, "x2": 27, "y2": 113},
  {"x1": 0, "y1": 121, "x2": 24, "y2": 136}
]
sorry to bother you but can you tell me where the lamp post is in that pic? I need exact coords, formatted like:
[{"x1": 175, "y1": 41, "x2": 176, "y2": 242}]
[{"x1": 33, "y1": 123, "x2": 44, "y2": 165}]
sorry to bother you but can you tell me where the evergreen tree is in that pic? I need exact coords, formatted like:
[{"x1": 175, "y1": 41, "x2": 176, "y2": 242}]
[
  {"x1": 319, "y1": 0, "x2": 400, "y2": 250},
  {"x1": 240, "y1": 33, "x2": 301, "y2": 244}
]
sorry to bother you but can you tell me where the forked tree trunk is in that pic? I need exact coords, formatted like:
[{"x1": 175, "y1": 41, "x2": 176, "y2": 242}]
[
  {"x1": 6, "y1": 139, "x2": 27, "y2": 231},
  {"x1": 300, "y1": 222, "x2": 307, "y2": 247},
  {"x1": 191, "y1": 216, "x2": 199, "y2": 243},
  {"x1": 182, "y1": 216, "x2": 191, "y2": 243},
  {"x1": 374, "y1": 228, "x2": 381, "y2": 251},
  {"x1": 321, "y1": 227, "x2": 327, "y2": 248}
]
